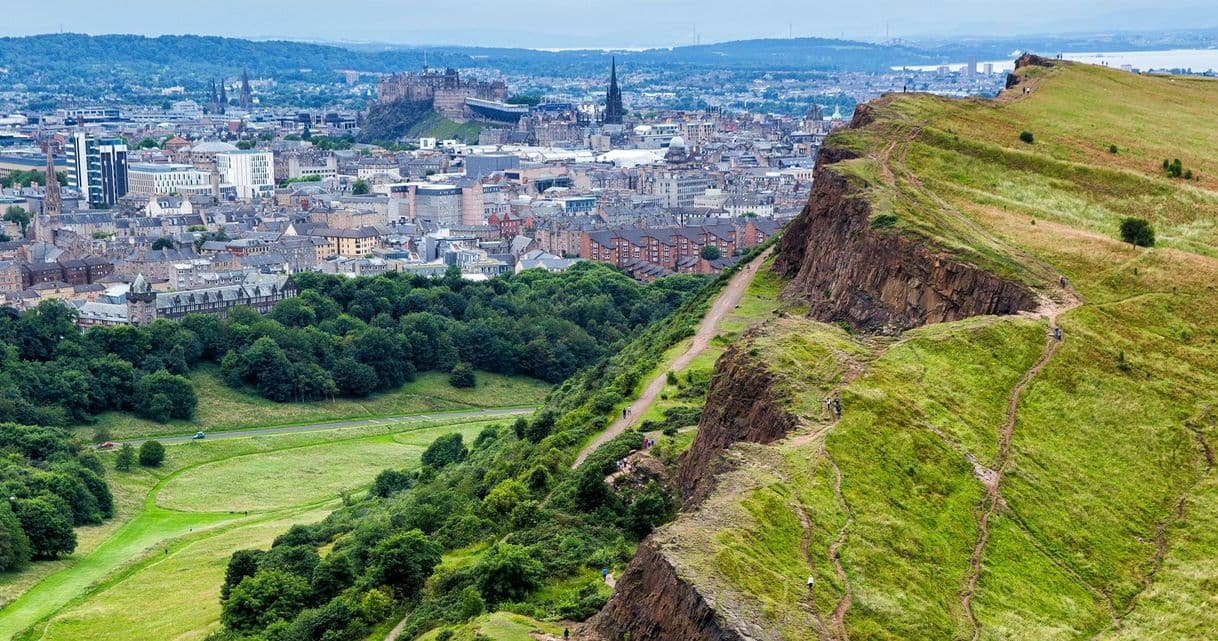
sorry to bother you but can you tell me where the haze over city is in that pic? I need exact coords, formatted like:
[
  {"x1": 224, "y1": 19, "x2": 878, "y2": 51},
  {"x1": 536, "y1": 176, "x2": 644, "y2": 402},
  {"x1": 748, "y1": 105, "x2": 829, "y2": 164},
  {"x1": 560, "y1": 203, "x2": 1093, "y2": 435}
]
[{"x1": 5, "y1": 0, "x2": 1218, "y2": 47}]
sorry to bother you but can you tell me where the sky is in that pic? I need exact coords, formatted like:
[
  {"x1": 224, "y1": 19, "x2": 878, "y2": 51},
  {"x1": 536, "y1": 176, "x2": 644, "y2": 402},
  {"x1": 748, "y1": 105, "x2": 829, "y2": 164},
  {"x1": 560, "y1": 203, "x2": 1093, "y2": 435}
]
[{"x1": 5, "y1": 0, "x2": 1216, "y2": 49}]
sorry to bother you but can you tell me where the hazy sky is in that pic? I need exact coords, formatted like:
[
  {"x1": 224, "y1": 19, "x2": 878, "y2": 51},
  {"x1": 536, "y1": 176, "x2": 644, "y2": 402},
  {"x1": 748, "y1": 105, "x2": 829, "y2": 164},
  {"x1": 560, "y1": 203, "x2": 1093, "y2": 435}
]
[{"x1": 6, "y1": 0, "x2": 1215, "y2": 48}]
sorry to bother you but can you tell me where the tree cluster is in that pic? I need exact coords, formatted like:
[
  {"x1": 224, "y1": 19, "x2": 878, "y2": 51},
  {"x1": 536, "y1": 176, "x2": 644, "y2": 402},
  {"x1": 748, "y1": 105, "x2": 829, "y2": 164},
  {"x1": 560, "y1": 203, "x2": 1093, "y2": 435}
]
[{"x1": 0, "y1": 423, "x2": 114, "y2": 566}]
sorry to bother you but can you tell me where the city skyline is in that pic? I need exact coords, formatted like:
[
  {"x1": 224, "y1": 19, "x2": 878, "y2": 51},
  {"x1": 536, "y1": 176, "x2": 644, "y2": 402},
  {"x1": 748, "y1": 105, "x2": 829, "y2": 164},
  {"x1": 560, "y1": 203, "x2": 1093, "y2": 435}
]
[{"x1": 5, "y1": 0, "x2": 1218, "y2": 49}]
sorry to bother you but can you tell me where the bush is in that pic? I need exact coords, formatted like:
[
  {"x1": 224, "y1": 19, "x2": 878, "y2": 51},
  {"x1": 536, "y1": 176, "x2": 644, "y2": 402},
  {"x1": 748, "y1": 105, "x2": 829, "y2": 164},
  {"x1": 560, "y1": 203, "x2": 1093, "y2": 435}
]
[
  {"x1": 699, "y1": 245, "x2": 721, "y2": 260},
  {"x1": 421, "y1": 433, "x2": 467, "y2": 469},
  {"x1": 1108, "y1": 144, "x2": 1118, "y2": 154},
  {"x1": 1119, "y1": 217, "x2": 1155, "y2": 247},
  {"x1": 14, "y1": 498, "x2": 76, "y2": 559},
  {"x1": 870, "y1": 213, "x2": 898, "y2": 229},
  {"x1": 139, "y1": 440, "x2": 166, "y2": 467},
  {"x1": 448, "y1": 362, "x2": 476, "y2": 388},
  {"x1": 0, "y1": 502, "x2": 31, "y2": 571},
  {"x1": 474, "y1": 543, "x2": 544, "y2": 604},
  {"x1": 1019, "y1": 131, "x2": 1034, "y2": 144},
  {"x1": 115, "y1": 443, "x2": 136, "y2": 471}
]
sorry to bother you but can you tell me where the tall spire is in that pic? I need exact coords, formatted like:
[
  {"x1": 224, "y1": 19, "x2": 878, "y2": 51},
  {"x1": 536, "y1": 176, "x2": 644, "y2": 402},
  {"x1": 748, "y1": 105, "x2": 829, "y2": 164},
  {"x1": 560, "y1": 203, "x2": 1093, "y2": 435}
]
[
  {"x1": 218, "y1": 80, "x2": 228, "y2": 114},
  {"x1": 240, "y1": 67, "x2": 252, "y2": 109},
  {"x1": 43, "y1": 141, "x2": 62, "y2": 217},
  {"x1": 209, "y1": 79, "x2": 219, "y2": 114},
  {"x1": 604, "y1": 57, "x2": 624, "y2": 125}
]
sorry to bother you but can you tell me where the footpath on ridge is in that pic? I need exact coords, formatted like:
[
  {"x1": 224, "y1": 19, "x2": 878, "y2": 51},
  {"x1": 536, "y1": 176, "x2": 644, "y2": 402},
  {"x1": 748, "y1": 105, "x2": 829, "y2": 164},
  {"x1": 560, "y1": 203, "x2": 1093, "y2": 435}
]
[{"x1": 572, "y1": 249, "x2": 773, "y2": 469}]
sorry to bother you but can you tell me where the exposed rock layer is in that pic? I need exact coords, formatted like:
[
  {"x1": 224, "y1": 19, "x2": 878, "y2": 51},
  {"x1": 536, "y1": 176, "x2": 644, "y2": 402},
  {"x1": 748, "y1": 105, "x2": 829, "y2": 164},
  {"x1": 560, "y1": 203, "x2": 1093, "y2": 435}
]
[
  {"x1": 675, "y1": 338, "x2": 797, "y2": 504},
  {"x1": 773, "y1": 153, "x2": 1036, "y2": 332},
  {"x1": 585, "y1": 542, "x2": 746, "y2": 641}
]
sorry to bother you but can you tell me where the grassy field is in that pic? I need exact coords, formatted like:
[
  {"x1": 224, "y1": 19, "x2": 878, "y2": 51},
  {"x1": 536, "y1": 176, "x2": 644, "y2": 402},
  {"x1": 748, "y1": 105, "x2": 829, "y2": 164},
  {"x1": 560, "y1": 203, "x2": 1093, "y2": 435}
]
[
  {"x1": 651, "y1": 60, "x2": 1218, "y2": 640},
  {"x1": 83, "y1": 367, "x2": 549, "y2": 440},
  {"x1": 1, "y1": 417, "x2": 509, "y2": 641},
  {"x1": 406, "y1": 112, "x2": 485, "y2": 144}
]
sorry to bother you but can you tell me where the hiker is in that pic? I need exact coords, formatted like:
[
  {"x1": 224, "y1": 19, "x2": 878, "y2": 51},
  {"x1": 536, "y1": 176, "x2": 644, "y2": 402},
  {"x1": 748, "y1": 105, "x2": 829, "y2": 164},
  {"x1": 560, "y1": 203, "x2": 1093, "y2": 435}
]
[
  {"x1": 602, "y1": 568, "x2": 609, "y2": 579},
  {"x1": 622, "y1": 408, "x2": 627, "y2": 418},
  {"x1": 833, "y1": 397, "x2": 842, "y2": 418},
  {"x1": 1054, "y1": 326, "x2": 1062, "y2": 341},
  {"x1": 807, "y1": 575, "x2": 815, "y2": 589},
  {"x1": 564, "y1": 629, "x2": 570, "y2": 641},
  {"x1": 1059, "y1": 275, "x2": 1067, "y2": 288},
  {"x1": 825, "y1": 397, "x2": 833, "y2": 413}
]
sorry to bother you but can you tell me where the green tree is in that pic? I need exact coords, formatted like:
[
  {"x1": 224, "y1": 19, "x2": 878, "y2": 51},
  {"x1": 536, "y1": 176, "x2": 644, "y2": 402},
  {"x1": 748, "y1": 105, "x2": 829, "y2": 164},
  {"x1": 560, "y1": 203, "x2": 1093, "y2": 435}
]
[
  {"x1": 0, "y1": 502, "x2": 31, "y2": 571},
  {"x1": 14, "y1": 497, "x2": 76, "y2": 559},
  {"x1": 138, "y1": 440, "x2": 166, "y2": 467},
  {"x1": 625, "y1": 481, "x2": 675, "y2": 537},
  {"x1": 4, "y1": 205, "x2": 31, "y2": 235},
  {"x1": 699, "y1": 245, "x2": 721, "y2": 260},
  {"x1": 332, "y1": 357, "x2": 379, "y2": 397},
  {"x1": 474, "y1": 543, "x2": 544, "y2": 604},
  {"x1": 115, "y1": 443, "x2": 136, "y2": 471},
  {"x1": 364, "y1": 529, "x2": 442, "y2": 597},
  {"x1": 221, "y1": 570, "x2": 311, "y2": 632},
  {"x1": 421, "y1": 433, "x2": 467, "y2": 469},
  {"x1": 151, "y1": 237, "x2": 175, "y2": 250},
  {"x1": 448, "y1": 362, "x2": 476, "y2": 388},
  {"x1": 221, "y1": 549, "x2": 264, "y2": 601},
  {"x1": 133, "y1": 370, "x2": 197, "y2": 421},
  {"x1": 1019, "y1": 131, "x2": 1034, "y2": 144},
  {"x1": 1119, "y1": 217, "x2": 1155, "y2": 247},
  {"x1": 351, "y1": 179, "x2": 370, "y2": 195}
]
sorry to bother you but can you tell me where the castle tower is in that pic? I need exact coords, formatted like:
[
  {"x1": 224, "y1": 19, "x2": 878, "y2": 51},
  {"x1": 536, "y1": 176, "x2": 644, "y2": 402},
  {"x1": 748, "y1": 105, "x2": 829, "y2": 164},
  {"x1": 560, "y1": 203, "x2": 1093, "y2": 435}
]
[
  {"x1": 604, "y1": 58, "x2": 624, "y2": 125},
  {"x1": 126, "y1": 273, "x2": 157, "y2": 326},
  {"x1": 240, "y1": 67, "x2": 252, "y2": 110}
]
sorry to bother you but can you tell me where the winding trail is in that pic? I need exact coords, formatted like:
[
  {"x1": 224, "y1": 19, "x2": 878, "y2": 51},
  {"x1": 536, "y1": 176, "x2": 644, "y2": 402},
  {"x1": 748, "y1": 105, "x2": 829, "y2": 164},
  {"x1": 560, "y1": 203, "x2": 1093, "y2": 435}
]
[
  {"x1": 571, "y1": 249, "x2": 773, "y2": 468},
  {"x1": 824, "y1": 450, "x2": 854, "y2": 641},
  {"x1": 959, "y1": 287, "x2": 1082, "y2": 641}
]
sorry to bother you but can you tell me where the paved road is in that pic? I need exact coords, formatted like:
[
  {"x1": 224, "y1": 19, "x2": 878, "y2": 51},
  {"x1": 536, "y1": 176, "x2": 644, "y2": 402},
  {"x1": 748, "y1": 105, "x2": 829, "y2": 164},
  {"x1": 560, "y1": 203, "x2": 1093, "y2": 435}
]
[
  {"x1": 572, "y1": 248, "x2": 773, "y2": 468},
  {"x1": 125, "y1": 407, "x2": 535, "y2": 446}
]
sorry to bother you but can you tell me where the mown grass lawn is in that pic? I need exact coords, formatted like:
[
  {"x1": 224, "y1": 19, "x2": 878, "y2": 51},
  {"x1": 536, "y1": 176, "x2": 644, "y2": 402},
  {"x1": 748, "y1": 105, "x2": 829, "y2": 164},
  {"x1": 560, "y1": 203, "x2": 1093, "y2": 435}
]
[
  {"x1": 82, "y1": 366, "x2": 549, "y2": 441},
  {"x1": 2, "y1": 418, "x2": 506, "y2": 641}
]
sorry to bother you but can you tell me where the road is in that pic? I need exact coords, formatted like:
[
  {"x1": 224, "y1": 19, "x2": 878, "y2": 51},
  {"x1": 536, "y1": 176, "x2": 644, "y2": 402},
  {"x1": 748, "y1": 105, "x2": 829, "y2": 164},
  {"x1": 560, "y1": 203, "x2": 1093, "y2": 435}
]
[
  {"x1": 571, "y1": 249, "x2": 773, "y2": 468},
  {"x1": 125, "y1": 407, "x2": 535, "y2": 446}
]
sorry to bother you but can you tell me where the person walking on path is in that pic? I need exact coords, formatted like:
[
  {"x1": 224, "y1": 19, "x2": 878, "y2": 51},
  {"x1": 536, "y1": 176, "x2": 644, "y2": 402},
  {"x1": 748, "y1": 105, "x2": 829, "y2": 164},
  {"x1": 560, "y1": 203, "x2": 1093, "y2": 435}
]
[{"x1": 833, "y1": 396, "x2": 842, "y2": 418}]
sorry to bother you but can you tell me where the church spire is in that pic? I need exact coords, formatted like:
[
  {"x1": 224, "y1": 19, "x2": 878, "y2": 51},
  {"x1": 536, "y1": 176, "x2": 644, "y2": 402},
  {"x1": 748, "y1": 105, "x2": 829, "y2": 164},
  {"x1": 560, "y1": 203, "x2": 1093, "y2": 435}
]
[
  {"x1": 218, "y1": 79, "x2": 228, "y2": 114},
  {"x1": 604, "y1": 57, "x2": 624, "y2": 125},
  {"x1": 209, "y1": 79, "x2": 219, "y2": 114},
  {"x1": 240, "y1": 67, "x2": 252, "y2": 109},
  {"x1": 42, "y1": 141, "x2": 62, "y2": 218}
]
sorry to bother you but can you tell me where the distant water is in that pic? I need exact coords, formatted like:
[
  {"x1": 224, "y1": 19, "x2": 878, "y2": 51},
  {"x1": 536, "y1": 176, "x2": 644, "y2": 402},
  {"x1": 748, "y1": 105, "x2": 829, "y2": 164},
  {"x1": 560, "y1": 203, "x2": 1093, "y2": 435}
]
[{"x1": 893, "y1": 48, "x2": 1218, "y2": 74}]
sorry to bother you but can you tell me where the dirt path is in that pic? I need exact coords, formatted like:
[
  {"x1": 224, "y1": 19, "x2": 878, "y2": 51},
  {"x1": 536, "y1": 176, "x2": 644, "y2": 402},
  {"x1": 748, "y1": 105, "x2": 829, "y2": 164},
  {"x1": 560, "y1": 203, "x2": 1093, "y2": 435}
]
[
  {"x1": 959, "y1": 287, "x2": 1082, "y2": 641},
  {"x1": 824, "y1": 450, "x2": 855, "y2": 641},
  {"x1": 794, "y1": 503, "x2": 833, "y2": 641},
  {"x1": 571, "y1": 249, "x2": 773, "y2": 469}
]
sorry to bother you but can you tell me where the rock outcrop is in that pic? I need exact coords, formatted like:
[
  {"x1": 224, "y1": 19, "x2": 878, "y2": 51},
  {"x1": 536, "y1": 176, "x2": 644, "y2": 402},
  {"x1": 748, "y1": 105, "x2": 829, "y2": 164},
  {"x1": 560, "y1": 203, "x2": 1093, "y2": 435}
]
[
  {"x1": 675, "y1": 338, "x2": 798, "y2": 505},
  {"x1": 1005, "y1": 52, "x2": 1056, "y2": 89},
  {"x1": 584, "y1": 542, "x2": 746, "y2": 641},
  {"x1": 774, "y1": 149, "x2": 1036, "y2": 333}
]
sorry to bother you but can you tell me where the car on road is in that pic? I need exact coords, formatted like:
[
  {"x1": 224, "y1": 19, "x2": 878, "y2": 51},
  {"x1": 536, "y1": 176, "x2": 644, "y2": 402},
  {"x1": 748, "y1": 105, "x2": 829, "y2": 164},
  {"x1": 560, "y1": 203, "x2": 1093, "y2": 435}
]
[
  {"x1": 96, "y1": 441, "x2": 117, "y2": 449},
  {"x1": 192, "y1": 431, "x2": 206, "y2": 440}
]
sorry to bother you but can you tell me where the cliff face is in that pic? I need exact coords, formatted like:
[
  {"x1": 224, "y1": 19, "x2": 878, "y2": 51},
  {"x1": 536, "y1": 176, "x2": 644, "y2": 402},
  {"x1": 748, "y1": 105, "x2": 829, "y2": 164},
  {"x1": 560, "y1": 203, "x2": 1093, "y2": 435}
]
[
  {"x1": 585, "y1": 542, "x2": 745, "y2": 641},
  {"x1": 773, "y1": 159, "x2": 1036, "y2": 333},
  {"x1": 675, "y1": 339, "x2": 797, "y2": 504}
]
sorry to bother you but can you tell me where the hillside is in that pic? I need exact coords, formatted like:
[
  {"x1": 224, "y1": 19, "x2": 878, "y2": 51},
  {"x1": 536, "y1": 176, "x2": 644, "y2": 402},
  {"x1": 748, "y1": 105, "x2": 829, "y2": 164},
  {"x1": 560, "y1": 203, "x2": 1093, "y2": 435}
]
[{"x1": 589, "y1": 57, "x2": 1218, "y2": 640}]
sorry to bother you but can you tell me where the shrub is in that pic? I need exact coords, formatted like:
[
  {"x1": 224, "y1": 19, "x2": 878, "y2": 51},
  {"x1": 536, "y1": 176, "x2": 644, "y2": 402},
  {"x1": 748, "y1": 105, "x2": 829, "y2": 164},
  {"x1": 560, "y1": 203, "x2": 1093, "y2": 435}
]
[
  {"x1": 138, "y1": 440, "x2": 166, "y2": 467},
  {"x1": 1019, "y1": 131, "x2": 1034, "y2": 144},
  {"x1": 1108, "y1": 144, "x2": 1118, "y2": 154},
  {"x1": 0, "y1": 502, "x2": 31, "y2": 571},
  {"x1": 699, "y1": 245, "x2": 721, "y2": 260},
  {"x1": 449, "y1": 362, "x2": 476, "y2": 388},
  {"x1": 1119, "y1": 217, "x2": 1155, "y2": 247},
  {"x1": 115, "y1": 443, "x2": 136, "y2": 471},
  {"x1": 421, "y1": 433, "x2": 467, "y2": 469},
  {"x1": 474, "y1": 543, "x2": 544, "y2": 604},
  {"x1": 870, "y1": 213, "x2": 898, "y2": 228}
]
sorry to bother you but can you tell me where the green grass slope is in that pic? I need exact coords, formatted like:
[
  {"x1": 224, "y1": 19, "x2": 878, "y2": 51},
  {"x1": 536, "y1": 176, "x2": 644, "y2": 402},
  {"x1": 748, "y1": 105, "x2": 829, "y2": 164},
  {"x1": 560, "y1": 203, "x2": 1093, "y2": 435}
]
[{"x1": 658, "y1": 60, "x2": 1218, "y2": 640}]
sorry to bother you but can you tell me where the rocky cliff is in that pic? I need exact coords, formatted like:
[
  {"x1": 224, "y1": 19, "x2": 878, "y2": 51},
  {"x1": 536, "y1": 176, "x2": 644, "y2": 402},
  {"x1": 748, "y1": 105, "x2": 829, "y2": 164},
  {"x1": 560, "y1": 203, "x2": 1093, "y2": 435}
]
[
  {"x1": 674, "y1": 337, "x2": 798, "y2": 505},
  {"x1": 773, "y1": 149, "x2": 1036, "y2": 333},
  {"x1": 585, "y1": 542, "x2": 746, "y2": 641}
]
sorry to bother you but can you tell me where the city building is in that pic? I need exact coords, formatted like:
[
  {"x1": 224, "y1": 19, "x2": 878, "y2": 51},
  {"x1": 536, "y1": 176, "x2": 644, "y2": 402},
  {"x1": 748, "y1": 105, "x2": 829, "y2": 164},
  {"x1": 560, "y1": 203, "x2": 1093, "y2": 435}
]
[
  {"x1": 216, "y1": 150, "x2": 274, "y2": 200},
  {"x1": 66, "y1": 132, "x2": 128, "y2": 207},
  {"x1": 604, "y1": 58, "x2": 624, "y2": 125},
  {"x1": 127, "y1": 163, "x2": 213, "y2": 197}
]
